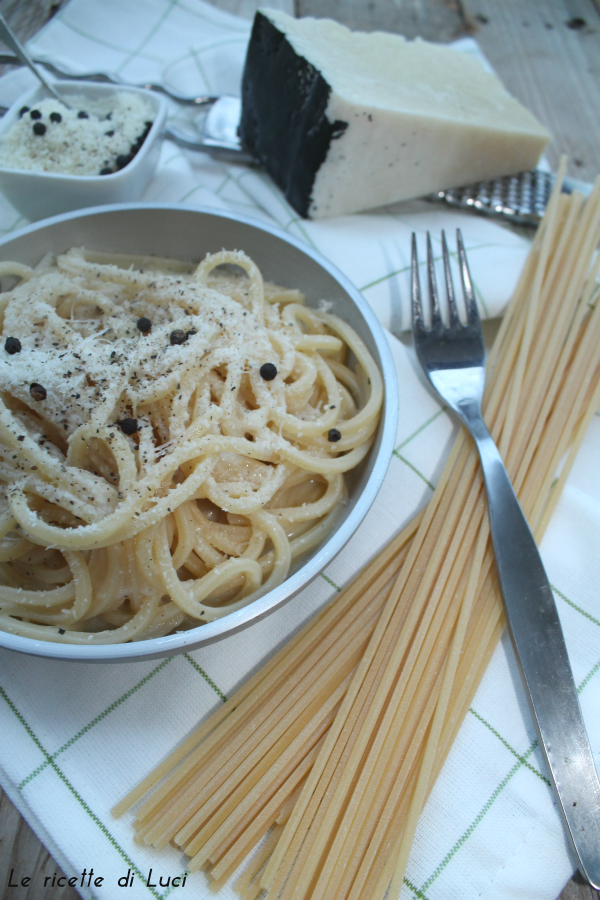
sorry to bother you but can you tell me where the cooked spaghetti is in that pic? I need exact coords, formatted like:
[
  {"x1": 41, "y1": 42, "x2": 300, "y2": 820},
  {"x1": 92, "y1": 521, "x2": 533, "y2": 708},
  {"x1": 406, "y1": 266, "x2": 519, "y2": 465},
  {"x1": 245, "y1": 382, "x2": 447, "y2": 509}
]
[{"x1": 0, "y1": 248, "x2": 382, "y2": 643}]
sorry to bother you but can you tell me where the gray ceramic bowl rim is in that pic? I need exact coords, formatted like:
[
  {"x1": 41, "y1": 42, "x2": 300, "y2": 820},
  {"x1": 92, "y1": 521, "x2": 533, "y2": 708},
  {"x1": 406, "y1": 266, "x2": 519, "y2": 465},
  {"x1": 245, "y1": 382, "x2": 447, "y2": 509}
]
[{"x1": 0, "y1": 203, "x2": 398, "y2": 662}]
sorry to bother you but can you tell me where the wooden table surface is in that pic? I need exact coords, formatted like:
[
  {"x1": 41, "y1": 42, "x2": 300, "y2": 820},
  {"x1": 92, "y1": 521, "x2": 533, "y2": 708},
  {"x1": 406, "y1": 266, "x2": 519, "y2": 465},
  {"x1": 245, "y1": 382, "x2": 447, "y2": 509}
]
[{"x1": 0, "y1": 1, "x2": 599, "y2": 898}]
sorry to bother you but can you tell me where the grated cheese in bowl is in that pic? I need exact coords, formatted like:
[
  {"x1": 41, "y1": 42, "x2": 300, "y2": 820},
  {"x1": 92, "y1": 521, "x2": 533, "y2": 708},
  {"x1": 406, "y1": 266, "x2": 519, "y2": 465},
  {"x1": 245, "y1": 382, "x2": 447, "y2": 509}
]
[
  {"x1": 0, "y1": 91, "x2": 155, "y2": 177},
  {"x1": 0, "y1": 81, "x2": 167, "y2": 220}
]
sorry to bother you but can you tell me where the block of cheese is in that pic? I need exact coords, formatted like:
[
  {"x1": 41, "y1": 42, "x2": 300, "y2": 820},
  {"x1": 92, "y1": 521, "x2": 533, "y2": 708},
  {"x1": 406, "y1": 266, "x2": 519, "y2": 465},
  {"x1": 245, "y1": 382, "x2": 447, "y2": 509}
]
[{"x1": 239, "y1": 10, "x2": 551, "y2": 219}]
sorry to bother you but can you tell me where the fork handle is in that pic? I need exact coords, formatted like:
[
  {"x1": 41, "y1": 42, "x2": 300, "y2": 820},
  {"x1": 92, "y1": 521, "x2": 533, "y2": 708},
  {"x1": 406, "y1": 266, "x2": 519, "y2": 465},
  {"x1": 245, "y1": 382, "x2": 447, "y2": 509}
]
[{"x1": 464, "y1": 414, "x2": 600, "y2": 887}]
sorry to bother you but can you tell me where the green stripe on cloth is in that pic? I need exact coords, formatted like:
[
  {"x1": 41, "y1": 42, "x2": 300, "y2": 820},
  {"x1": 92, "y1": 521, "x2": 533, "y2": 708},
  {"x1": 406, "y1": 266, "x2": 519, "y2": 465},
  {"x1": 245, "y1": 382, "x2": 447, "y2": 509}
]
[
  {"x1": 469, "y1": 708, "x2": 549, "y2": 786},
  {"x1": 116, "y1": 0, "x2": 178, "y2": 73},
  {"x1": 52, "y1": 18, "x2": 164, "y2": 61},
  {"x1": 360, "y1": 264, "x2": 410, "y2": 293},
  {"x1": 395, "y1": 408, "x2": 447, "y2": 451},
  {"x1": 184, "y1": 653, "x2": 227, "y2": 702},
  {"x1": 321, "y1": 573, "x2": 342, "y2": 593},
  {"x1": 17, "y1": 657, "x2": 175, "y2": 790},
  {"x1": 577, "y1": 654, "x2": 600, "y2": 695},
  {"x1": 418, "y1": 754, "x2": 535, "y2": 894},
  {"x1": 189, "y1": 46, "x2": 211, "y2": 92},
  {"x1": 392, "y1": 452, "x2": 436, "y2": 491},
  {"x1": 552, "y1": 584, "x2": 600, "y2": 629},
  {"x1": 178, "y1": 183, "x2": 212, "y2": 203},
  {"x1": 419, "y1": 649, "x2": 600, "y2": 893},
  {"x1": 0, "y1": 214, "x2": 26, "y2": 235},
  {"x1": 359, "y1": 243, "x2": 498, "y2": 300},
  {"x1": 286, "y1": 216, "x2": 320, "y2": 250},
  {"x1": 0, "y1": 685, "x2": 162, "y2": 900},
  {"x1": 404, "y1": 874, "x2": 433, "y2": 900}
]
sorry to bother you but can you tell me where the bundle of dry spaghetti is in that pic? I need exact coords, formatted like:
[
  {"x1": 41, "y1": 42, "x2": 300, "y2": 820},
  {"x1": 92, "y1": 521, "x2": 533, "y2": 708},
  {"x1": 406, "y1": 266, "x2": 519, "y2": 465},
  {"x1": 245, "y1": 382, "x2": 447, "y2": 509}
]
[{"x1": 115, "y1": 160, "x2": 600, "y2": 900}]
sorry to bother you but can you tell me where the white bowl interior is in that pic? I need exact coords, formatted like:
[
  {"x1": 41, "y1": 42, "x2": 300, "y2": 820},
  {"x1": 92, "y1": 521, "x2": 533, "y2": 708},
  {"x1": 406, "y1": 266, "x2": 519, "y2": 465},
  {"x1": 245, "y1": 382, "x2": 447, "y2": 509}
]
[{"x1": 0, "y1": 205, "x2": 397, "y2": 661}]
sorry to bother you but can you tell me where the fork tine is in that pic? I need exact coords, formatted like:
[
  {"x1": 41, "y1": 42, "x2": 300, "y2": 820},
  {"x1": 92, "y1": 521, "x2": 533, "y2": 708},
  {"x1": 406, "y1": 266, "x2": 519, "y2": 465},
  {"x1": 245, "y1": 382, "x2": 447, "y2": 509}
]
[
  {"x1": 441, "y1": 230, "x2": 460, "y2": 326},
  {"x1": 456, "y1": 229, "x2": 480, "y2": 327},
  {"x1": 411, "y1": 232, "x2": 424, "y2": 332},
  {"x1": 426, "y1": 232, "x2": 442, "y2": 328}
]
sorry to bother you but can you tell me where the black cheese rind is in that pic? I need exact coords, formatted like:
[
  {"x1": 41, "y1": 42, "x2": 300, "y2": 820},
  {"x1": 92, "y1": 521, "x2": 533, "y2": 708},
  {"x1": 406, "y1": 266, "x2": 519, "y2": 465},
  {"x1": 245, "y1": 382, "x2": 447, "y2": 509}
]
[
  {"x1": 239, "y1": 12, "x2": 347, "y2": 219},
  {"x1": 240, "y1": 10, "x2": 549, "y2": 220}
]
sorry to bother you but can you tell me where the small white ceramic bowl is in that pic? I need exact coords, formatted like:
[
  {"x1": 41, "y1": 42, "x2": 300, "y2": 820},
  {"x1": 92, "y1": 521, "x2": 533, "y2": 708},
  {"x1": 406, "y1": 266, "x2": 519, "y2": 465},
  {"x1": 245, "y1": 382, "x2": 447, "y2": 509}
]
[
  {"x1": 0, "y1": 204, "x2": 398, "y2": 662},
  {"x1": 0, "y1": 81, "x2": 167, "y2": 222}
]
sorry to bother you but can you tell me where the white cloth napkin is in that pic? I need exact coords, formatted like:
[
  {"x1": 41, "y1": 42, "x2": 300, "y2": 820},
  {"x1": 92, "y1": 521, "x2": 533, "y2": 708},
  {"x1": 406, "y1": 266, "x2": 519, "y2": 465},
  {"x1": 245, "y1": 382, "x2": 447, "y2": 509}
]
[{"x1": 0, "y1": 3, "x2": 598, "y2": 900}]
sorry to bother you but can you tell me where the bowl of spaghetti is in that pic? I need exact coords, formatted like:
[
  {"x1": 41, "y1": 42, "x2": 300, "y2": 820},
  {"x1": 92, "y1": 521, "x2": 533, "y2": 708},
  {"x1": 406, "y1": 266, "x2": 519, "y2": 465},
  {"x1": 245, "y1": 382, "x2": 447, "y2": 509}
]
[{"x1": 0, "y1": 204, "x2": 397, "y2": 661}]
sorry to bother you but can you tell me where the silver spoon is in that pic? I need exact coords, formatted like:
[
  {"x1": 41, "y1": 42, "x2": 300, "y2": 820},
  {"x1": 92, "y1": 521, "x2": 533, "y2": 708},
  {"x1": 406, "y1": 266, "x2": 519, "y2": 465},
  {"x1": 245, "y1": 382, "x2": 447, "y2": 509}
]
[
  {"x1": 0, "y1": 14, "x2": 72, "y2": 108},
  {"x1": 0, "y1": 53, "x2": 217, "y2": 108}
]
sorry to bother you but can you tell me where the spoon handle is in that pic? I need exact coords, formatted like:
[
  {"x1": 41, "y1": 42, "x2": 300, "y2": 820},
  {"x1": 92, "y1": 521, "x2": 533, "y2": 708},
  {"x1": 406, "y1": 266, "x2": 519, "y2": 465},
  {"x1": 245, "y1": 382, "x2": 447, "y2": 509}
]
[
  {"x1": 0, "y1": 13, "x2": 70, "y2": 107},
  {"x1": 0, "y1": 53, "x2": 218, "y2": 108}
]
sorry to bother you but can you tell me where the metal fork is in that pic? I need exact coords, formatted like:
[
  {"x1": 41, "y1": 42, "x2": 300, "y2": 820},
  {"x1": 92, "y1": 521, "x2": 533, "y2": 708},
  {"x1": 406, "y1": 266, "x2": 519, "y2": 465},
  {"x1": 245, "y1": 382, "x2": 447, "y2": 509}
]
[{"x1": 411, "y1": 230, "x2": 600, "y2": 889}]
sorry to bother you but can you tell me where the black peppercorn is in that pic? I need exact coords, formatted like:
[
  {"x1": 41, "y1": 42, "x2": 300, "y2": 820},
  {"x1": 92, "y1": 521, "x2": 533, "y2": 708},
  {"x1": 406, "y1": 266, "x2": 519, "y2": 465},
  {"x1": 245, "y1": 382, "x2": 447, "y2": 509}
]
[
  {"x1": 136, "y1": 317, "x2": 152, "y2": 334},
  {"x1": 49, "y1": 112, "x2": 62, "y2": 123},
  {"x1": 77, "y1": 110, "x2": 89, "y2": 119},
  {"x1": 30, "y1": 383, "x2": 47, "y2": 401},
  {"x1": 29, "y1": 109, "x2": 42, "y2": 120},
  {"x1": 170, "y1": 329, "x2": 188, "y2": 345},
  {"x1": 4, "y1": 337, "x2": 21, "y2": 355},
  {"x1": 117, "y1": 417, "x2": 138, "y2": 436},
  {"x1": 260, "y1": 363, "x2": 277, "y2": 381},
  {"x1": 58, "y1": 628, "x2": 66, "y2": 635},
  {"x1": 327, "y1": 428, "x2": 342, "y2": 442},
  {"x1": 105, "y1": 130, "x2": 114, "y2": 137},
  {"x1": 19, "y1": 106, "x2": 29, "y2": 118},
  {"x1": 32, "y1": 122, "x2": 46, "y2": 136},
  {"x1": 100, "y1": 167, "x2": 113, "y2": 175}
]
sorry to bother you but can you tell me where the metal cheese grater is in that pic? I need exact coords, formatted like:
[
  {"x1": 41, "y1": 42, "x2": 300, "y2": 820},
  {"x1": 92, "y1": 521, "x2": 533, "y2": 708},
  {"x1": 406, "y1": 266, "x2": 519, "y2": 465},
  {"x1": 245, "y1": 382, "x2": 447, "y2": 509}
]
[{"x1": 432, "y1": 170, "x2": 592, "y2": 227}]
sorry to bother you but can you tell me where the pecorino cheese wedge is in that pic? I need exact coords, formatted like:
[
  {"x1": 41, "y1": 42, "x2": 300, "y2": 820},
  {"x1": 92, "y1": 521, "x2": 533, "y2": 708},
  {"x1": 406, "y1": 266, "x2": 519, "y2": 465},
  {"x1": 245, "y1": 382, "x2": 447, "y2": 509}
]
[{"x1": 239, "y1": 10, "x2": 551, "y2": 219}]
